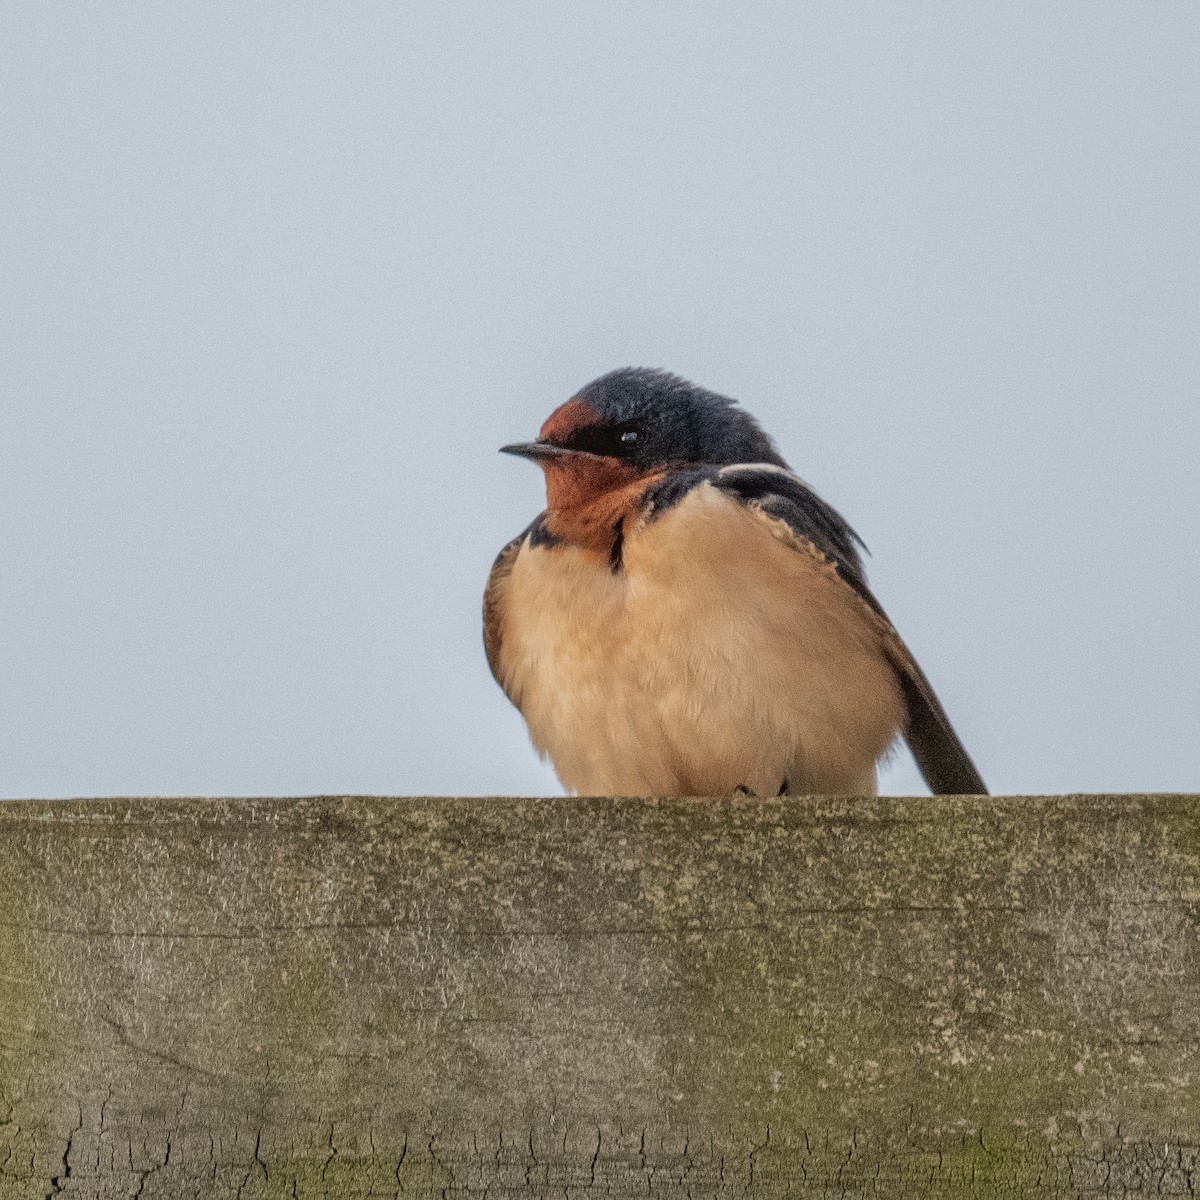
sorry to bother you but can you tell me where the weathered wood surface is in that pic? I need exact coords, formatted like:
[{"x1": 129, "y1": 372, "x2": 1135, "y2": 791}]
[{"x1": 0, "y1": 795, "x2": 1197, "y2": 1198}]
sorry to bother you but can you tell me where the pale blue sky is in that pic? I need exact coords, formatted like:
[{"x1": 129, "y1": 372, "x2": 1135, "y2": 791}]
[{"x1": 3, "y1": 3, "x2": 1197, "y2": 797}]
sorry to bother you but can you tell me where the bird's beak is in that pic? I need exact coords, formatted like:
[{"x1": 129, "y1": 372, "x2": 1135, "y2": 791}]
[{"x1": 499, "y1": 440, "x2": 573, "y2": 464}]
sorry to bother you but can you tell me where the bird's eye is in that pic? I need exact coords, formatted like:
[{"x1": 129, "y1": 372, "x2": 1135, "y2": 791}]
[{"x1": 559, "y1": 420, "x2": 644, "y2": 456}]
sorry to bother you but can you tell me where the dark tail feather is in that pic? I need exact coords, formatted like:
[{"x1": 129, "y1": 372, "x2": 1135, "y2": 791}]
[{"x1": 897, "y1": 667, "x2": 988, "y2": 795}]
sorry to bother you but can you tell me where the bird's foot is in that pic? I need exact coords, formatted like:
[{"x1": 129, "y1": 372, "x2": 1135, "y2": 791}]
[{"x1": 732, "y1": 779, "x2": 790, "y2": 798}]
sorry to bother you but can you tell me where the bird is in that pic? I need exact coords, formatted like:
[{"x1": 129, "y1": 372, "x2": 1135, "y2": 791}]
[{"x1": 484, "y1": 368, "x2": 987, "y2": 797}]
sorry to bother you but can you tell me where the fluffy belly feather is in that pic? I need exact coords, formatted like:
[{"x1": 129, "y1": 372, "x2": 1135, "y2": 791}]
[{"x1": 497, "y1": 483, "x2": 904, "y2": 796}]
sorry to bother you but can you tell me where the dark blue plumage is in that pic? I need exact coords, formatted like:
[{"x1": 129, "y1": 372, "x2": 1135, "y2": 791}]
[{"x1": 563, "y1": 368, "x2": 790, "y2": 471}]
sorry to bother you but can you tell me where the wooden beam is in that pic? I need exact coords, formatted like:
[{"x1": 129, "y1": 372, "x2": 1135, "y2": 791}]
[{"x1": 1, "y1": 795, "x2": 1197, "y2": 1196}]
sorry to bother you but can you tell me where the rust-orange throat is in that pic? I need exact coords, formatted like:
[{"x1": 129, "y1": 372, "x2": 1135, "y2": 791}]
[{"x1": 502, "y1": 398, "x2": 665, "y2": 560}]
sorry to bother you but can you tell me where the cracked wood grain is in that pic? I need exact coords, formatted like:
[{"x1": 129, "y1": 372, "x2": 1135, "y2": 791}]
[{"x1": 0, "y1": 794, "x2": 1198, "y2": 1197}]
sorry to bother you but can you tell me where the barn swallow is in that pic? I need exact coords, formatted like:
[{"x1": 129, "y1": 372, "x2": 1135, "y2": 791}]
[{"x1": 484, "y1": 368, "x2": 986, "y2": 796}]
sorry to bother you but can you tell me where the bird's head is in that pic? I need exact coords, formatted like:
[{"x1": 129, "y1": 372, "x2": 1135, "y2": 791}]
[{"x1": 501, "y1": 368, "x2": 788, "y2": 512}]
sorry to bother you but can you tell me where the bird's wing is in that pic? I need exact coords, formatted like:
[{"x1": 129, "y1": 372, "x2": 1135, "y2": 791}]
[
  {"x1": 483, "y1": 530, "x2": 526, "y2": 701},
  {"x1": 484, "y1": 515, "x2": 556, "y2": 704},
  {"x1": 702, "y1": 464, "x2": 988, "y2": 796}
]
